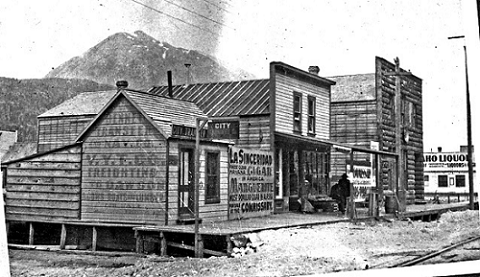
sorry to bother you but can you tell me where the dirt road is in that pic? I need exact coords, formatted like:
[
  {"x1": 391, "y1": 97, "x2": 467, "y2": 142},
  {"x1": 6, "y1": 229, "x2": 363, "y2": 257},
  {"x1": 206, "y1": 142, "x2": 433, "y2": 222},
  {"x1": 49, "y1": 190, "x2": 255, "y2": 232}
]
[{"x1": 9, "y1": 210, "x2": 480, "y2": 277}]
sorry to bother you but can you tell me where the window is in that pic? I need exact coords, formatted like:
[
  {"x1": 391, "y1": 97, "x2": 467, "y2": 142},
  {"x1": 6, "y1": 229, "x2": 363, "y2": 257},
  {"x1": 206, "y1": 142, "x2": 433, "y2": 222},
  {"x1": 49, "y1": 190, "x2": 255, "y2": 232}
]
[
  {"x1": 307, "y1": 96, "x2": 316, "y2": 134},
  {"x1": 424, "y1": 175, "x2": 429, "y2": 182},
  {"x1": 205, "y1": 151, "x2": 220, "y2": 204},
  {"x1": 456, "y1": 175, "x2": 466, "y2": 187},
  {"x1": 293, "y1": 92, "x2": 302, "y2": 132},
  {"x1": 438, "y1": 175, "x2": 448, "y2": 187}
]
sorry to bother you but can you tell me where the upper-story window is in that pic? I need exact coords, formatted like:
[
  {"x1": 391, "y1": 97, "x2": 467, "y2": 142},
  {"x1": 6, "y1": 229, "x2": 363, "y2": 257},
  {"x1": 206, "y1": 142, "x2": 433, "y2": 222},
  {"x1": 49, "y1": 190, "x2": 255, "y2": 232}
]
[
  {"x1": 307, "y1": 96, "x2": 316, "y2": 134},
  {"x1": 293, "y1": 92, "x2": 302, "y2": 133}
]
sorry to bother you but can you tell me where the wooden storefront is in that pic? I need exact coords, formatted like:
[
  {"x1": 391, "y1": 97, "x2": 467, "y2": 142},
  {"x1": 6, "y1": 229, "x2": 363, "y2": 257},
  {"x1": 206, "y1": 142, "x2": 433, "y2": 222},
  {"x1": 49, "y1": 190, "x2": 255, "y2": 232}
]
[
  {"x1": 2, "y1": 88, "x2": 233, "y2": 249},
  {"x1": 330, "y1": 57, "x2": 424, "y2": 205},
  {"x1": 150, "y1": 62, "x2": 337, "y2": 213}
]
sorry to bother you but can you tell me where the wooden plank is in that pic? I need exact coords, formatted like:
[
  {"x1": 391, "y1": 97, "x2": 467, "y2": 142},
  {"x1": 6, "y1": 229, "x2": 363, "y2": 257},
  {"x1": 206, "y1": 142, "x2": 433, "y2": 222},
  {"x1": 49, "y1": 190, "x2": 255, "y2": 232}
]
[
  {"x1": 80, "y1": 213, "x2": 163, "y2": 225},
  {"x1": 6, "y1": 184, "x2": 80, "y2": 194},
  {"x1": 160, "y1": 232, "x2": 167, "y2": 256},
  {"x1": 7, "y1": 191, "x2": 80, "y2": 201},
  {"x1": 7, "y1": 199, "x2": 80, "y2": 210},
  {"x1": 12, "y1": 161, "x2": 81, "y2": 170},
  {"x1": 6, "y1": 176, "x2": 80, "y2": 186},
  {"x1": 81, "y1": 206, "x2": 165, "y2": 216},
  {"x1": 82, "y1": 201, "x2": 164, "y2": 209},
  {"x1": 7, "y1": 168, "x2": 81, "y2": 178},
  {"x1": 6, "y1": 207, "x2": 80, "y2": 218}
]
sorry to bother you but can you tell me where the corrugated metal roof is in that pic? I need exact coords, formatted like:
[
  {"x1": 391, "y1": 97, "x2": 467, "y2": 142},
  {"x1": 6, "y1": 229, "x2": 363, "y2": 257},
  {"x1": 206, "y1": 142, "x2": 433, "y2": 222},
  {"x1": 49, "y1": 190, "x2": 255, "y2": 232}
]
[
  {"x1": 38, "y1": 90, "x2": 117, "y2": 117},
  {"x1": 124, "y1": 90, "x2": 205, "y2": 128},
  {"x1": 329, "y1": 73, "x2": 376, "y2": 102},
  {"x1": 147, "y1": 79, "x2": 270, "y2": 117}
]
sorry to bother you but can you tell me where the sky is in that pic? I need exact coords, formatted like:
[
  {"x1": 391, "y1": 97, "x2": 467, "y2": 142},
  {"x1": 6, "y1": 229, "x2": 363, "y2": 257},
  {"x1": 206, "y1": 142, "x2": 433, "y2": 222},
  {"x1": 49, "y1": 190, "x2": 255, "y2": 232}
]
[{"x1": 0, "y1": 0, "x2": 479, "y2": 152}]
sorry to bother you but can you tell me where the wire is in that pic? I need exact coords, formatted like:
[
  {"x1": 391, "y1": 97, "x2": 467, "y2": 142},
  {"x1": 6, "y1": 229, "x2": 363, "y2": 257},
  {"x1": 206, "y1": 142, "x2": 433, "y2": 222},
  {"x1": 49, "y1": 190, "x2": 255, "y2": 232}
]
[
  {"x1": 161, "y1": 0, "x2": 235, "y2": 30},
  {"x1": 198, "y1": 0, "x2": 233, "y2": 15},
  {"x1": 126, "y1": 0, "x2": 218, "y2": 36}
]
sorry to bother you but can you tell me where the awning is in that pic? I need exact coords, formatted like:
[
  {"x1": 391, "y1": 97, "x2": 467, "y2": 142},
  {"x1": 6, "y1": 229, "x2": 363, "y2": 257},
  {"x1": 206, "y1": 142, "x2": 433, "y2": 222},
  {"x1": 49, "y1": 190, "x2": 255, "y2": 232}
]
[{"x1": 274, "y1": 132, "x2": 398, "y2": 157}]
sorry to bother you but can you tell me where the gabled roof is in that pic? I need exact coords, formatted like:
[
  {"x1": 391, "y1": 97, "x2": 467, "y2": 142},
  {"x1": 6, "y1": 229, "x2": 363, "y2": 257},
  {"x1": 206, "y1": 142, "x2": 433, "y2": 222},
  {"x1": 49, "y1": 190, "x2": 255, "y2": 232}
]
[
  {"x1": 1, "y1": 142, "x2": 37, "y2": 164},
  {"x1": 0, "y1": 130, "x2": 17, "y2": 160},
  {"x1": 76, "y1": 89, "x2": 206, "y2": 141},
  {"x1": 38, "y1": 90, "x2": 117, "y2": 118},
  {"x1": 147, "y1": 79, "x2": 270, "y2": 117},
  {"x1": 328, "y1": 73, "x2": 376, "y2": 102}
]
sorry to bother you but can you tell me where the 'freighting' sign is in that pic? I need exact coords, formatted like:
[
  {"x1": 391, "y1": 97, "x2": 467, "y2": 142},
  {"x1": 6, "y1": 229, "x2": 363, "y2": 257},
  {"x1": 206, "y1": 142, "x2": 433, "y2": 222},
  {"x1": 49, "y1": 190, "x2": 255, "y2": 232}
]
[{"x1": 228, "y1": 146, "x2": 274, "y2": 219}]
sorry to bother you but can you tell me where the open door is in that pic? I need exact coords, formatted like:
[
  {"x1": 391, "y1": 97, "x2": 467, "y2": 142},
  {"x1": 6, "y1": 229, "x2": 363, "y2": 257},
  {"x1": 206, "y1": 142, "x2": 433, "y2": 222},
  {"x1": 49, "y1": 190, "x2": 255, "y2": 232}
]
[{"x1": 178, "y1": 148, "x2": 195, "y2": 220}]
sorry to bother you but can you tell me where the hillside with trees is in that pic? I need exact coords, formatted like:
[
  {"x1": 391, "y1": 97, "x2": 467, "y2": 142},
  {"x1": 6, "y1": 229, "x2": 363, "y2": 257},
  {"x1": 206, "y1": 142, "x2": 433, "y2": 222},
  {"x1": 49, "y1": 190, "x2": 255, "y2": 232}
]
[{"x1": 0, "y1": 77, "x2": 114, "y2": 142}]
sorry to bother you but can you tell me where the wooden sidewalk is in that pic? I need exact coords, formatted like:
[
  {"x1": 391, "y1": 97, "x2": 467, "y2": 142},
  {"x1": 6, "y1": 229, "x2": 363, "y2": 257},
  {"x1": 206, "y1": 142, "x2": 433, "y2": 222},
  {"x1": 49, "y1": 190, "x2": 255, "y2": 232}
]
[{"x1": 133, "y1": 201, "x2": 471, "y2": 257}]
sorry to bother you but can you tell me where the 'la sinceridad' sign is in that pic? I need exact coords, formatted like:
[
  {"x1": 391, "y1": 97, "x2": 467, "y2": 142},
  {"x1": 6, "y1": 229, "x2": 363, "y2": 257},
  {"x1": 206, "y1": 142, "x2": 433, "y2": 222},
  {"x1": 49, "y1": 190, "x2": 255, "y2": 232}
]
[{"x1": 228, "y1": 146, "x2": 274, "y2": 219}]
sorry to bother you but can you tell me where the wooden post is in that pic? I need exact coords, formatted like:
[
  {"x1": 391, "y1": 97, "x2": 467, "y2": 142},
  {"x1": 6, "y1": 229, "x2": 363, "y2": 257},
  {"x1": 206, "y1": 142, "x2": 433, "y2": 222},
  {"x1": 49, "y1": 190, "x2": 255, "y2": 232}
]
[
  {"x1": 134, "y1": 230, "x2": 142, "y2": 253},
  {"x1": 160, "y1": 232, "x2": 167, "y2": 256},
  {"x1": 59, "y1": 224, "x2": 67, "y2": 250},
  {"x1": 197, "y1": 234, "x2": 204, "y2": 258},
  {"x1": 194, "y1": 117, "x2": 208, "y2": 258},
  {"x1": 226, "y1": 235, "x2": 233, "y2": 255},
  {"x1": 28, "y1": 223, "x2": 34, "y2": 245},
  {"x1": 92, "y1": 226, "x2": 97, "y2": 251}
]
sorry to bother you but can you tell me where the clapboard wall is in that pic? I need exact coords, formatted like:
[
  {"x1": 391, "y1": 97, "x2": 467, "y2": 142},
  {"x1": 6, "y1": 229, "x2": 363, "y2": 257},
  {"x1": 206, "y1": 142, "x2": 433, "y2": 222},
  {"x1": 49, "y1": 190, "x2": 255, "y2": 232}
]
[
  {"x1": 80, "y1": 96, "x2": 167, "y2": 225},
  {"x1": 4, "y1": 144, "x2": 82, "y2": 222},
  {"x1": 236, "y1": 116, "x2": 271, "y2": 151},
  {"x1": 273, "y1": 67, "x2": 331, "y2": 140},
  {"x1": 37, "y1": 115, "x2": 94, "y2": 153},
  {"x1": 166, "y1": 141, "x2": 229, "y2": 223}
]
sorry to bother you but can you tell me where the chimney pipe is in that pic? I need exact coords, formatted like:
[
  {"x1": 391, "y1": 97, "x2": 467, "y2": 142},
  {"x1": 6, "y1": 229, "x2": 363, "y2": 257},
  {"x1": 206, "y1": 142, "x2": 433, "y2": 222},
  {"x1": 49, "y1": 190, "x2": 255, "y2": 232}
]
[
  {"x1": 438, "y1": 147, "x2": 442, "y2": 152},
  {"x1": 185, "y1": 63, "x2": 192, "y2": 84},
  {"x1": 308, "y1": 66, "x2": 320, "y2": 75},
  {"x1": 167, "y1": 71, "x2": 173, "y2": 98},
  {"x1": 116, "y1": 80, "x2": 128, "y2": 89}
]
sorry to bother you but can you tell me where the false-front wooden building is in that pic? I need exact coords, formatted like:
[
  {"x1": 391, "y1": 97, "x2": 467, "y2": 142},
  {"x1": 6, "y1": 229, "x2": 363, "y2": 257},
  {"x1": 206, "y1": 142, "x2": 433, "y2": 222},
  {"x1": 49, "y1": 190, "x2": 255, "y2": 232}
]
[
  {"x1": 3, "y1": 88, "x2": 234, "y2": 250},
  {"x1": 149, "y1": 62, "x2": 338, "y2": 213},
  {"x1": 329, "y1": 57, "x2": 424, "y2": 204}
]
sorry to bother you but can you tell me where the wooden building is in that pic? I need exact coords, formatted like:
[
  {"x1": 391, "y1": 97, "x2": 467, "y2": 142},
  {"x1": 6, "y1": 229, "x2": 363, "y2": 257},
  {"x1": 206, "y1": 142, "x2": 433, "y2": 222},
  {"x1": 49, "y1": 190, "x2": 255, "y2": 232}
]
[
  {"x1": 149, "y1": 62, "x2": 338, "y2": 212},
  {"x1": 424, "y1": 146, "x2": 476, "y2": 195},
  {"x1": 329, "y1": 57, "x2": 424, "y2": 204},
  {"x1": 2, "y1": 88, "x2": 234, "y2": 249}
]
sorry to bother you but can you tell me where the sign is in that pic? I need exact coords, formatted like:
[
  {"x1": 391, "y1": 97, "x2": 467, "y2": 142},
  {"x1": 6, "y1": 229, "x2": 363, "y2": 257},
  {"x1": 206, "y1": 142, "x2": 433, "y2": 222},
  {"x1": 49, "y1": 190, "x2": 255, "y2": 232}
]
[
  {"x1": 208, "y1": 119, "x2": 239, "y2": 139},
  {"x1": 228, "y1": 146, "x2": 274, "y2": 219},
  {"x1": 424, "y1": 152, "x2": 475, "y2": 172},
  {"x1": 172, "y1": 124, "x2": 208, "y2": 138},
  {"x1": 346, "y1": 161, "x2": 374, "y2": 202}
]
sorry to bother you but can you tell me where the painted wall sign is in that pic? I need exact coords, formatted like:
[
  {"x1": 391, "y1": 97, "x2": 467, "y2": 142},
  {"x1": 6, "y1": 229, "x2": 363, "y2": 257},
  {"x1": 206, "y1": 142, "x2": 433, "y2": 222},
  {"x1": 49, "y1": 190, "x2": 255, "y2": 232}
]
[
  {"x1": 346, "y1": 161, "x2": 374, "y2": 202},
  {"x1": 208, "y1": 120, "x2": 240, "y2": 139},
  {"x1": 172, "y1": 124, "x2": 208, "y2": 138},
  {"x1": 424, "y1": 152, "x2": 475, "y2": 172},
  {"x1": 228, "y1": 146, "x2": 274, "y2": 219}
]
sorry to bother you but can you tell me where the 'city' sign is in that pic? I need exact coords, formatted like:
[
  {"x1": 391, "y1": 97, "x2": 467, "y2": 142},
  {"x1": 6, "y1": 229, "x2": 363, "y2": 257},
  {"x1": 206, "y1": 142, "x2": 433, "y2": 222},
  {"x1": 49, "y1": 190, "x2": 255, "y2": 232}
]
[{"x1": 209, "y1": 119, "x2": 239, "y2": 139}]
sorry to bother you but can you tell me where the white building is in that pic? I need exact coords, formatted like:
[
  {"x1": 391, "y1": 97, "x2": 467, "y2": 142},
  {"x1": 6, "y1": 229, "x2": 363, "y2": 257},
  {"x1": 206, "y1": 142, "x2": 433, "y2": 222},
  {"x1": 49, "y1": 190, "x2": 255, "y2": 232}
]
[{"x1": 424, "y1": 146, "x2": 475, "y2": 194}]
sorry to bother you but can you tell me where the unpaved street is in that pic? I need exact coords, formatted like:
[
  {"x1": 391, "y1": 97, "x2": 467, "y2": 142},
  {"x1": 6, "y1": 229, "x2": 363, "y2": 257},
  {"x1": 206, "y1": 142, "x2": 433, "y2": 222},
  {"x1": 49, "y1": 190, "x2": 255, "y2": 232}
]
[{"x1": 9, "y1": 210, "x2": 480, "y2": 277}]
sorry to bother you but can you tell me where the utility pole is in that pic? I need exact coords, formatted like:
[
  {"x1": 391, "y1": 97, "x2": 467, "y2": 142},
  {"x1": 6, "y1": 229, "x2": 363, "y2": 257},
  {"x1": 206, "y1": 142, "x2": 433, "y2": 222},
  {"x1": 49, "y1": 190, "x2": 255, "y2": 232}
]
[
  {"x1": 448, "y1": 35, "x2": 475, "y2": 210},
  {"x1": 383, "y1": 57, "x2": 412, "y2": 212}
]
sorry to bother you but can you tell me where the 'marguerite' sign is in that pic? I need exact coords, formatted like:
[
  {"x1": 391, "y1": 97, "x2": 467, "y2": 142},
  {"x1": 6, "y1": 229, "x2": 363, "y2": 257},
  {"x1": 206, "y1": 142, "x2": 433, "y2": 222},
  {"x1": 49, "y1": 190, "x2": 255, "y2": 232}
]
[{"x1": 228, "y1": 146, "x2": 274, "y2": 219}]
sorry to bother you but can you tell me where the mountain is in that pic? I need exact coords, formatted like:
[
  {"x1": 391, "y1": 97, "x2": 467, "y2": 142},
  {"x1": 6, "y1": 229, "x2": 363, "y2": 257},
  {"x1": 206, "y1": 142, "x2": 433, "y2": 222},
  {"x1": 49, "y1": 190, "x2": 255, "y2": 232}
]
[
  {"x1": 46, "y1": 30, "x2": 255, "y2": 89},
  {"x1": 0, "y1": 77, "x2": 114, "y2": 142}
]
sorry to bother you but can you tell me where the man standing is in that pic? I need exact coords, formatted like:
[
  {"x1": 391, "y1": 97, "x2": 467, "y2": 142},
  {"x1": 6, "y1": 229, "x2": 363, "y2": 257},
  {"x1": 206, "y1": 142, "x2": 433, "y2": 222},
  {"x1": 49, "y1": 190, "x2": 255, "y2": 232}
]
[{"x1": 331, "y1": 173, "x2": 351, "y2": 213}]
